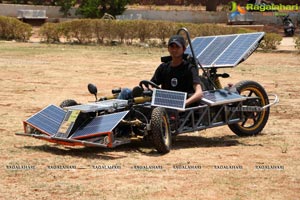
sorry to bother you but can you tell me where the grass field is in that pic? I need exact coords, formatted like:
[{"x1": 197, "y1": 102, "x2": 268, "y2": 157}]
[{"x1": 0, "y1": 41, "x2": 299, "y2": 200}]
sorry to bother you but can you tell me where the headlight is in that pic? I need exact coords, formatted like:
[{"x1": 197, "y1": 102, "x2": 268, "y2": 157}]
[{"x1": 25, "y1": 125, "x2": 33, "y2": 134}]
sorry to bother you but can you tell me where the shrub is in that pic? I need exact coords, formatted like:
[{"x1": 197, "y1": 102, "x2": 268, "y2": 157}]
[
  {"x1": 294, "y1": 36, "x2": 300, "y2": 51},
  {"x1": 61, "y1": 19, "x2": 94, "y2": 44},
  {"x1": 0, "y1": 16, "x2": 32, "y2": 41},
  {"x1": 92, "y1": 19, "x2": 106, "y2": 44},
  {"x1": 134, "y1": 20, "x2": 155, "y2": 43},
  {"x1": 153, "y1": 21, "x2": 177, "y2": 45},
  {"x1": 38, "y1": 19, "x2": 258, "y2": 47},
  {"x1": 39, "y1": 22, "x2": 62, "y2": 43},
  {"x1": 260, "y1": 33, "x2": 282, "y2": 50}
]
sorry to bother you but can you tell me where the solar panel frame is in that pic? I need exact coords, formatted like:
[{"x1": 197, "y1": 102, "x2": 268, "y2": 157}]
[
  {"x1": 70, "y1": 111, "x2": 129, "y2": 139},
  {"x1": 185, "y1": 32, "x2": 265, "y2": 68},
  {"x1": 25, "y1": 105, "x2": 66, "y2": 136},
  {"x1": 151, "y1": 89, "x2": 187, "y2": 110}
]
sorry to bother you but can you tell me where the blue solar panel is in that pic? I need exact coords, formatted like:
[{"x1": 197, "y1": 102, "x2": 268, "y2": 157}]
[
  {"x1": 215, "y1": 33, "x2": 263, "y2": 67},
  {"x1": 185, "y1": 37, "x2": 215, "y2": 58},
  {"x1": 201, "y1": 89, "x2": 246, "y2": 106},
  {"x1": 185, "y1": 32, "x2": 264, "y2": 68},
  {"x1": 198, "y1": 35, "x2": 237, "y2": 66},
  {"x1": 151, "y1": 89, "x2": 187, "y2": 110},
  {"x1": 71, "y1": 111, "x2": 129, "y2": 139},
  {"x1": 26, "y1": 105, "x2": 66, "y2": 136}
]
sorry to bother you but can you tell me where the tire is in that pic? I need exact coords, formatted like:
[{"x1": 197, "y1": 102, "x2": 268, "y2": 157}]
[
  {"x1": 228, "y1": 80, "x2": 270, "y2": 137},
  {"x1": 150, "y1": 107, "x2": 171, "y2": 154},
  {"x1": 59, "y1": 99, "x2": 78, "y2": 108}
]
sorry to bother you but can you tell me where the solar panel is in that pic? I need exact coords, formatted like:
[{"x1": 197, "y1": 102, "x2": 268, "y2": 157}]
[
  {"x1": 71, "y1": 111, "x2": 129, "y2": 139},
  {"x1": 55, "y1": 110, "x2": 80, "y2": 139},
  {"x1": 65, "y1": 99, "x2": 128, "y2": 112},
  {"x1": 151, "y1": 89, "x2": 187, "y2": 110},
  {"x1": 26, "y1": 105, "x2": 66, "y2": 136},
  {"x1": 185, "y1": 32, "x2": 265, "y2": 68},
  {"x1": 201, "y1": 89, "x2": 246, "y2": 106}
]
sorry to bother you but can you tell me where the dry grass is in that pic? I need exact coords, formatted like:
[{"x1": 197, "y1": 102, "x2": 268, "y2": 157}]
[{"x1": 0, "y1": 41, "x2": 299, "y2": 200}]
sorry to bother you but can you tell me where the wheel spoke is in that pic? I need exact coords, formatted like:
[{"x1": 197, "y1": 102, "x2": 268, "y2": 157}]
[
  {"x1": 242, "y1": 117, "x2": 249, "y2": 127},
  {"x1": 248, "y1": 90, "x2": 253, "y2": 97},
  {"x1": 253, "y1": 114, "x2": 257, "y2": 123}
]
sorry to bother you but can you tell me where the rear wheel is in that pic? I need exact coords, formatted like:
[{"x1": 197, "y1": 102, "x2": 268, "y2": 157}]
[
  {"x1": 151, "y1": 107, "x2": 171, "y2": 154},
  {"x1": 228, "y1": 80, "x2": 270, "y2": 136}
]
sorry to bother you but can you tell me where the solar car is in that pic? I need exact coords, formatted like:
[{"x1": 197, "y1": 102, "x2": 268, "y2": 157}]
[{"x1": 17, "y1": 28, "x2": 279, "y2": 154}]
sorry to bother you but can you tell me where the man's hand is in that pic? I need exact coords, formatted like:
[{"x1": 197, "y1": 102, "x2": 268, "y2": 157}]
[{"x1": 185, "y1": 84, "x2": 203, "y2": 106}]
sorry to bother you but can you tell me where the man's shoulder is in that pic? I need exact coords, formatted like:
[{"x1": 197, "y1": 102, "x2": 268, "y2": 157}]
[
  {"x1": 157, "y1": 62, "x2": 170, "y2": 71},
  {"x1": 159, "y1": 62, "x2": 170, "y2": 67}
]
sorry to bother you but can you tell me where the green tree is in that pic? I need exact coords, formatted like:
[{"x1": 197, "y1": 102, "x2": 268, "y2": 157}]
[
  {"x1": 77, "y1": 0, "x2": 101, "y2": 18},
  {"x1": 77, "y1": 0, "x2": 130, "y2": 18},
  {"x1": 57, "y1": 0, "x2": 77, "y2": 17}
]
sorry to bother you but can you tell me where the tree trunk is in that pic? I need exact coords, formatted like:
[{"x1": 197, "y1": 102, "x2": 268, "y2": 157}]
[{"x1": 206, "y1": 0, "x2": 218, "y2": 11}]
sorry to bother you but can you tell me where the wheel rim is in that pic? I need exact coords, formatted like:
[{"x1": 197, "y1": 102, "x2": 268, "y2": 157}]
[
  {"x1": 162, "y1": 116, "x2": 170, "y2": 146},
  {"x1": 238, "y1": 87, "x2": 267, "y2": 131}
]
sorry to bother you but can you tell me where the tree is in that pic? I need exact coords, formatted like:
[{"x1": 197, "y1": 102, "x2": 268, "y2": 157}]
[
  {"x1": 77, "y1": 0, "x2": 102, "y2": 18},
  {"x1": 76, "y1": 0, "x2": 130, "y2": 18},
  {"x1": 206, "y1": 0, "x2": 217, "y2": 11},
  {"x1": 57, "y1": 0, "x2": 77, "y2": 17}
]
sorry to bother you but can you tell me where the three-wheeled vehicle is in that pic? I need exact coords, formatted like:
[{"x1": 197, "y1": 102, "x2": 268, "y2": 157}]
[{"x1": 17, "y1": 28, "x2": 278, "y2": 154}]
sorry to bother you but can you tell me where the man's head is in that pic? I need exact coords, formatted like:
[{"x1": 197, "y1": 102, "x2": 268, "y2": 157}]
[
  {"x1": 168, "y1": 35, "x2": 186, "y2": 59},
  {"x1": 168, "y1": 35, "x2": 186, "y2": 49}
]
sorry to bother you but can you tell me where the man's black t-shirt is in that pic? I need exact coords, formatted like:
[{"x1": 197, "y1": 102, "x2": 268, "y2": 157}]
[{"x1": 150, "y1": 60, "x2": 201, "y2": 94}]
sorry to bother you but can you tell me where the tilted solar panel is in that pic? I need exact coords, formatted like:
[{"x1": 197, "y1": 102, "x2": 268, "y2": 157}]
[
  {"x1": 26, "y1": 105, "x2": 66, "y2": 136},
  {"x1": 214, "y1": 32, "x2": 264, "y2": 67},
  {"x1": 201, "y1": 89, "x2": 246, "y2": 106},
  {"x1": 151, "y1": 89, "x2": 187, "y2": 110},
  {"x1": 71, "y1": 111, "x2": 129, "y2": 139},
  {"x1": 185, "y1": 32, "x2": 265, "y2": 68}
]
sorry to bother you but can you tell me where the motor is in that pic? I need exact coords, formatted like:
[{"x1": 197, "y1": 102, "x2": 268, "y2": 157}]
[{"x1": 282, "y1": 14, "x2": 295, "y2": 37}]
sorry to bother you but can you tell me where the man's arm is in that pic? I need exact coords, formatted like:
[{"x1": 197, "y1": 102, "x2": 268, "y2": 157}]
[{"x1": 186, "y1": 84, "x2": 203, "y2": 106}]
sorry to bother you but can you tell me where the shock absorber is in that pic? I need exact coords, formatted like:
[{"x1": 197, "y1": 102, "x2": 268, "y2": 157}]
[{"x1": 214, "y1": 77, "x2": 223, "y2": 89}]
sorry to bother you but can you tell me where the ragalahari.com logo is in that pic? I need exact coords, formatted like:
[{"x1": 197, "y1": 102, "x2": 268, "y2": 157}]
[
  {"x1": 229, "y1": 1, "x2": 299, "y2": 19},
  {"x1": 229, "y1": 1, "x2": 247, "y2": 19}
]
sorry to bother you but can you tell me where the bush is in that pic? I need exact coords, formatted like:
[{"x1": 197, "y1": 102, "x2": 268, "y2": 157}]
[
  {"x1": 153, "y1": 21, "x2": 177, "y2": 45},
  {"x1": 260, "y1": 33, "x2": 282, "y2": 50},
  {"x1": 39, "y1": 19, "x2": 257, "y2": 46},
  {"x1": 92, "y1": 19, "x2": 106, "y2": 44},
  {"x1": 39, "y1": 22, "x2": 62, "y2": 43},
  {"x1": 294, "y1": 36, "x2": 300, "y2": 51},
  {"x1": 0, "y1": 16, "x2": 32, "y2": 41}
]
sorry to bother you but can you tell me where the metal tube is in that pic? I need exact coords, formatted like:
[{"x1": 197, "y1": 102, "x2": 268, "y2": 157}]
[{"x1": 176, "y1": 27, "x2": 217, "y2": 89}]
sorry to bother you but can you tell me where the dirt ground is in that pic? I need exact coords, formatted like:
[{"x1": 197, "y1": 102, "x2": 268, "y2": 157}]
[{"x1": 0, "y1": 41, "x2": 299, "y2": 200}]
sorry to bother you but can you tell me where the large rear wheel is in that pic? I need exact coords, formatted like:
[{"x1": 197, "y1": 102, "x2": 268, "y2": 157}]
[
  {"x1": 151, "y1": 107, "x2": 171, "y2": 154},
  {"x1": 228, "y1": 80, "x2": 270, "y2": 136}
]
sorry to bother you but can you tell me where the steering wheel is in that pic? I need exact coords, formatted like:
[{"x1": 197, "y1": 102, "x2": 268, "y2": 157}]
[{"x1": 139, "y1": 80, "x2": 160, "y2": 90}]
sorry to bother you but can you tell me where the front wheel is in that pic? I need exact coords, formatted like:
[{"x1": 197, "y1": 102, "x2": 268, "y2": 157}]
[
  {"x1": 228, "y1": 80, "x2": 270, "y2": 137},
  {"x1": 150, "y1": 107, "x2": 171, "y2": 154}
]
